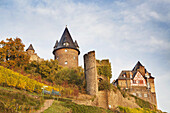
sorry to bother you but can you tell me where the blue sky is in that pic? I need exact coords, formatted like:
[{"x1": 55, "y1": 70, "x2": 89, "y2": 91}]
[{"x1": 0, "y1": 0, "x2": 170, "y2": 112}]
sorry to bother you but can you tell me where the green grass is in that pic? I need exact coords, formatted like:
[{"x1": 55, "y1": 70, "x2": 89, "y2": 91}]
[
  {"x1": 0, "y1": 86, "x2": 44, "y2": 113},
  {"x1": 43, "y1": 101, "x2": 71, "y2": 113},
  {"x1": 44, "y1": 100, "x2": 113, "y2": 113}
]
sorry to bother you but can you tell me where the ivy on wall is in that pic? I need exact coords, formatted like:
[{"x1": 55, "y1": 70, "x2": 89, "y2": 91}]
[{"x1": 96, "y1": 60, "x2": 112, "y2": 79}]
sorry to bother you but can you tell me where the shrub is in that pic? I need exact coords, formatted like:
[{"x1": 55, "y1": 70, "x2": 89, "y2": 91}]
[
  {"x1": 129, "y1": 94, "x2": 156, "y2": 110},
  {"x1": 0, "y1": 66, "x2": 78, "y2": 97},
  {"x1": 118, "y1": 106, "x2": 157, "y2": 113}
]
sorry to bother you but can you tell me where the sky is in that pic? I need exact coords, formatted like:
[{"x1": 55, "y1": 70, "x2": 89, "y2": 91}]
[{"x1": 0, "y1": 0, "x2": 170, "y2": 112}]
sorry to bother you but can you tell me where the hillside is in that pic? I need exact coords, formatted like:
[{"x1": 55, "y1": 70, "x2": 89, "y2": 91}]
[
  {"x1": 0, "y1": 86, "x2": 44, "y2": 112},
  {"x1": 0, "y1": 65, "x2": 80, "y2": 97},
  {"x1": 0, "y1": 66, "x2": 164, "y2": 113}
]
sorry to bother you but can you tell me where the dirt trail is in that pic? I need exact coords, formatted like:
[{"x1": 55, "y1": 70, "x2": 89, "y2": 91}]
[{"x1": 35, "y1": 99, "x2": 54, "y2": 113}]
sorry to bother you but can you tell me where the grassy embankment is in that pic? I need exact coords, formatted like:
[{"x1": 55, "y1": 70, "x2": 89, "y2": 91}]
[
  {"x1": 0, "y1": 86, "x2": 44, "y2": 113},
  {"x1": 44, "y1": 99, "x2": 113, "y2": 113}
]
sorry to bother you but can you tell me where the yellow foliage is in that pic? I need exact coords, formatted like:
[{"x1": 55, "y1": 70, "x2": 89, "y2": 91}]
[
  {"x1": 0, "y1": 66, "x2": 76, "y2": 96},
  {"x1": 118, "y1": 106, "x2": 156, "y2": 113}
]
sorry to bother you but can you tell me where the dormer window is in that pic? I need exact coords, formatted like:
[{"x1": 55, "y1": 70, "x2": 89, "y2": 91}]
[
  {"x1": 123, "y1": 74, "x2": 126, "y2": 78},
  {"x1": 63, "y1": 42, "x2": 69, "y2": 47}
]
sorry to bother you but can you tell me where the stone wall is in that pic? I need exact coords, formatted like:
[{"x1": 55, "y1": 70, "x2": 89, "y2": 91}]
[
  {"x1": 129, "y1": 87, "x2": 157, "y2": 106},
  {"x1": 117, "y1": 79, "x2": 157, "y2": 106},
  {"x1": 83, "y1": 50, "x2": 156, "y2": 110},
  {"x1": 84, "y1": 51, "x2": 98, "y2": 96},
  {"x1": 73, "y1": 90, "x2": 140, "y2": 110},
  {"x1": 54, "y1": 48, "x2": 78, "y2": 68}
]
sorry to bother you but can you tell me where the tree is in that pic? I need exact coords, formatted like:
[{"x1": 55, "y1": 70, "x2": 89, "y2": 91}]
[{"x1": 0, "y1": 38, "x2": 30, "y2": 68}]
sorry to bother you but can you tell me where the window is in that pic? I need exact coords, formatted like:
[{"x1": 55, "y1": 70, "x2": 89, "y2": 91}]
[
  {"x1": 138, "y1": 80, "x2": 143, "y2": 84},
  {"x1": 144, "y1": 94, "x2": 147, "y2": 97},
  {"x1": 136, "y1": 80, "x2": 139, "y2": 83},
  {"x1": 65, "y1": 61, "x2": 68, "y2": 64},
  {"x1": 57, "y1": 57, "x2": 59, "y2": 60},
  {"x1": 133, "y1": 80, "x2": 136, "y2": 84},
  {"x1": 74, "y1": 56, "x2": 76, "y2": 60},
  {"x1": 123, "y1": 74, "x2": 126, "y2": 78},
  {"x1": 63, "y1": 42, "x2": 69, "y2": 46},
  {"x1": 132, "y1": 93, "x2": 136, "y2": 96},
  {"x1": 138, "y1": 93, "x2": 142, "y2": 97},
  {"x1": 65, "y1": 49, "x2": 67, "y2": 52}
]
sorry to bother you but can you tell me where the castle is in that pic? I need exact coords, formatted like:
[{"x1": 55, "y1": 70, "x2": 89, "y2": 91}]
[
  {"x1": 53, "y1": 27, "x2": 80, "y2": 68},
  {"x1": 26, "y1": 27, "x2": 157, "y2": 109},
  {"x1": 113, "y1": 61, "x2": 157, "y2": 105}
]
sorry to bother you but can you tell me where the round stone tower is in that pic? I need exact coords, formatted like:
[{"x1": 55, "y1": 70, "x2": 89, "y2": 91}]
[{"x1": 53, "y1": 27, "x2": 80, "y2": 68}]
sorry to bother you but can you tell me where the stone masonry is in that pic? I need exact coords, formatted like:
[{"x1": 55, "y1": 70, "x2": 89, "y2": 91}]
[
  {"x1": 84, "y1": 51, "x2": 98, "y2": 96},
  {"x1": 54, "y1": 48, "x2": 79, "y2": 68}
]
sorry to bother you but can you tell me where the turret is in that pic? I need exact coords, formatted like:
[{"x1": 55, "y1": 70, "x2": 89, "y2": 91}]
[
  {"x1": 26, "y1": 44, "x2": 35, "y2": 54},
  {"x1": 53, "y1": 27, "x2": 80, "y2": 68}
]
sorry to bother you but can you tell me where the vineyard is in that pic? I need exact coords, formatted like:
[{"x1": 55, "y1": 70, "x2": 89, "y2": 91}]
[{"x1": 0, "y1": 66, "x2": 78, "y2": 96}]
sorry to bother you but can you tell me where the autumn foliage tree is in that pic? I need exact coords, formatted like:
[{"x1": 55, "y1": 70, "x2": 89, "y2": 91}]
[{"x1": 0, "y1": 38, "x2": 30, "y2": 68}]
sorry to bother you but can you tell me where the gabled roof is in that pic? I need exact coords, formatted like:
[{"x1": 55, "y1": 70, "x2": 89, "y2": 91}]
[
  {"x1": 132, "y1": 61, "x2": 143, "y2": 71},
  {"x1": 26, "y1": 44, "x2": 35, "y2": 51},
  {"x1": 117, "y1": 61, "x2": 155, "y2": 81},
  {"x1": 53, "y1": 27, "x2": 80, "y2": 55},
  {"x1": 117, "y1": 70, "x2": 131, "y2": 80}
]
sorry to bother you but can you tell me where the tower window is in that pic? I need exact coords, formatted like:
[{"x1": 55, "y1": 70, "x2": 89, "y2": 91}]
[
  {"x1": 74, "y1": 56, "x2": 76, "y2": 60},
  {"x1": 65, "y1": 61, "x2": 68, "y2": 64},
  {"x1": 57, "y1": 57, "x2": 59, "y2": 60},
  {"x1": 65, "y1": 49, "x2": 67, "y2": 52},
  {"x1": 63, "y1": 42, "x2": 69, "y2": 47}
]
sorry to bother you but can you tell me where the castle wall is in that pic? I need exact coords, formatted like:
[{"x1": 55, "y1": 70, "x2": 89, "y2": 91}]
[
  {"x1": 97, "y1": 91, "x2": 108, "y2": 108},
  {"x1": 84, "y1": 51, "x2": 98, "y2": 96},
  {"x1": 84, "y1": 50, "x2": 157, "y2": 109},
  {"x1": 129, "y1": 87, "x2": 157, "y2": 106},
  {"x1": 54, "y1": 48, "x2": 78, "y2": 68},
  {"x1": 73, "y1": 90, "x2": 140, "y2": 110},
  {"x1": 117, "y1": 79, "x2": 157, "y2": 106}
]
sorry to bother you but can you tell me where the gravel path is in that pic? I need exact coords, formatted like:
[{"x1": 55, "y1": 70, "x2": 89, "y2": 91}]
[{"x1": 35, "y1": 99, "x2": 54, "y2": 113}]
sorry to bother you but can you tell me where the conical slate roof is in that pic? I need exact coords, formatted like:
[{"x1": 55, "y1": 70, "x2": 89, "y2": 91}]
[
  {"x1": 53, "y1": 27, "x2": 80, "y2": 55},
  {"x1": 26, "y1": 44, "x2": 35, "y2": 51},
  {"x1": 74, "y1": 40, "x2": 79, "y2": 48}
]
